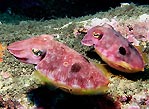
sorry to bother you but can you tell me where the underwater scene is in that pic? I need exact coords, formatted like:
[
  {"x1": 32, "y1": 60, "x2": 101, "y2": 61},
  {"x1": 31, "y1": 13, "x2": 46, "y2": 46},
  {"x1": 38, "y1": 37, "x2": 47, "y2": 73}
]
[{"x1": 0, "y1": 1, "x2": 149, "y2": 109}]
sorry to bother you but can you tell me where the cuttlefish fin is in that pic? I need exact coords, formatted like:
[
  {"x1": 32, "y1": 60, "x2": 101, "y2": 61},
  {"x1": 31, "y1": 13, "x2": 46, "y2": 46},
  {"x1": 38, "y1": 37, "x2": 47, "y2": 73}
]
[
  {"x1": 135, "y1": 46, "x2": 148, "y2": 65},
  {"x1": 93, "y1": 62, "x2": 112, "y2": 78},
  {"x1": 33, "y1": 70, "x2": 57, "y2": 90}
]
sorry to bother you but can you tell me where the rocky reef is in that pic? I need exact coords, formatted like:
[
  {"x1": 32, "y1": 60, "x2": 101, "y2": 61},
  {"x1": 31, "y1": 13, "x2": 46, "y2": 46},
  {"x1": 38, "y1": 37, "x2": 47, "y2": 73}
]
[{"x1": 0, "y1": 3, "x2": 149, "y2": 109}]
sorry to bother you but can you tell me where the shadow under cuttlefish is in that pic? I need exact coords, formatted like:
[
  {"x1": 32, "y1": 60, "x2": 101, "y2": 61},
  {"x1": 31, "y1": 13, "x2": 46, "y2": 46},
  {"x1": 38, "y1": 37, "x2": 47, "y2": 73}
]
[{"x1": 27, "y1": 85, "x2": 121, "y2": 109}]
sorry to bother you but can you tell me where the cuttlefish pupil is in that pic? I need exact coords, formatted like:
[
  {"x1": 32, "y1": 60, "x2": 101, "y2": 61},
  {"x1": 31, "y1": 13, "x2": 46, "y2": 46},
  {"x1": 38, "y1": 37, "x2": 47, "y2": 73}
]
[
  {"x1": 32, "y1": 48, "x2": 43, "y2": 56},
  {"x1": 93, "y1": 32, "x2": 103, "y2": 40}
]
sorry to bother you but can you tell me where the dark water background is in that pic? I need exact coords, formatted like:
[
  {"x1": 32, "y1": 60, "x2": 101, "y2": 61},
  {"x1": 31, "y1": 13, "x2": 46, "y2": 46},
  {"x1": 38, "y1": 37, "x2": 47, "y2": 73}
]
[{"x1": 0, "y1": 0, "x2": 148, "y2": 19}]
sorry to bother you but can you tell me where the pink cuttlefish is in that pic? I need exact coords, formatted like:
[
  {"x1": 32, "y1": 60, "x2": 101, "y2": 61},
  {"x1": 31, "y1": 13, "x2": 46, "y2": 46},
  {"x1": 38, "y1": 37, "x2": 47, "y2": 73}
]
[
  {"x1": 7, "y1": 34, "x2": 109, "y2": 94},
  {"x1": 81, "y1": 24, "x2": 144, "y2": 73}
]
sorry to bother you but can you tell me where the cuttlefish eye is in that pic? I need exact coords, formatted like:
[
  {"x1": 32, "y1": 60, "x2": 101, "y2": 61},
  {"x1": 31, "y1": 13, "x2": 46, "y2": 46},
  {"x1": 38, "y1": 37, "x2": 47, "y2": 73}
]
[
  {"x1": 32, "y1": 48, "x2": 43, "y2": 56},
  {"x1": 93, "y1": 32, "x2": 103, "y2": 40}
]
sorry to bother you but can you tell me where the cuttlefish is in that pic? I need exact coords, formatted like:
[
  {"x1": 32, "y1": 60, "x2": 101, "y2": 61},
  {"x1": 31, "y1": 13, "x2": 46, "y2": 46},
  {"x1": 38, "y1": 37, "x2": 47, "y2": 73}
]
[
  {"x1": 7, "y1": 34, "x2": 109, "y2": 94},
  {"x1": 81, "y1": 24, "x2": 144, "y2": 73}
]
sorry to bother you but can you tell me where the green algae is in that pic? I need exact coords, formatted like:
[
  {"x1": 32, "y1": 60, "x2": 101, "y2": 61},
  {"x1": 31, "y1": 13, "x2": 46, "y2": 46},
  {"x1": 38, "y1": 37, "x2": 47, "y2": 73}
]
[{"x1": 0, "y1": 4, "x2": 148, "y2": 108}]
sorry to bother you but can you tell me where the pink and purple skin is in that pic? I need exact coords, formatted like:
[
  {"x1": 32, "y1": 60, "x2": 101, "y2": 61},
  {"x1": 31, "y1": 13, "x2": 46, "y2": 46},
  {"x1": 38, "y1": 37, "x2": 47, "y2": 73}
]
[
  {"x1": 81, "y1": 24, "x2": 144, "y2": 73},
  {"x1": 7, "y1": 34, "x2": 109, "y2": 94}
]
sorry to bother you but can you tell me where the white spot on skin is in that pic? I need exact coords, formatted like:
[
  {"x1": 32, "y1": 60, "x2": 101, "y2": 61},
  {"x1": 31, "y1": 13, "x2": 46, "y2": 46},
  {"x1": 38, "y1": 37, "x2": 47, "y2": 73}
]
[
  {"x1": 105, "y1": 43, "x2": 111, "y2": 49},
  {"x1": 101, "y1": 50, "x2": 108, "y2": 57},
  {"x1": 85, "y1": 80, "x2": 94, "y2": 88},
  {"x1": 71, "y1": 79, "x2": 81, "y2": 88},
  {"x1": 57, "y1": 68, "x2": 62, "y2": 72},
  {"x1": 47, "y1": 72, "x2": 55, "y2": 80},
  {"x1": 59, "y1": 73, "x2": 67, "y2": 82},
  {"x1": 43, "y1": 38, "x2": 47, "y2": 41},
  {"x1": 108, "y1": 55, "x2": 115, "y2": 61},
  {"x1": 71, "y1": 84, "x2": 81, "y2": 88},
  {"x1": 58, "y1": 81, "x2": 66, "y2": 85},
  {"x1": 45, "y1": 59, "x2": 51, "y2": 64}
]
